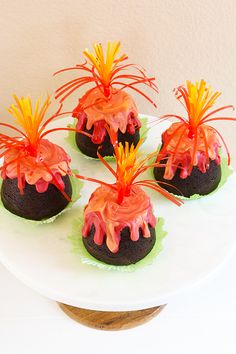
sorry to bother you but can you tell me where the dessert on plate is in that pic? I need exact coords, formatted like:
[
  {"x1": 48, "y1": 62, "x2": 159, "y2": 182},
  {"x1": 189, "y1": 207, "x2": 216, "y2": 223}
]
[
  {"x1": 54, "y1": 40, "x2": 158, "y2": 158},
  {"x1": 0, "y1": 95, "x2": 74, "y2": 220},
  {"x1": 76, "y1": 129, "x2": 182, "y2": 266},
  {"x1": 154, "y1": 80, "x2": 236, "y2": 197}
]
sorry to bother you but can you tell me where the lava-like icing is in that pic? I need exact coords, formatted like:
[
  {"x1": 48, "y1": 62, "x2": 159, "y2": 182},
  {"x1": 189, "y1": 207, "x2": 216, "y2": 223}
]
[
  {"x1": 82, "y1": 184, "x2": 156, "y2": 253},
  {"x1": 73, "y1": 88, "x2": 141, "y2": 144},
  {"x1": 159, "y1": 122, "x2": 221, "y2": 179},
  {"x1": 1, "y1": 139, "x2": 71, "y2": 192}
]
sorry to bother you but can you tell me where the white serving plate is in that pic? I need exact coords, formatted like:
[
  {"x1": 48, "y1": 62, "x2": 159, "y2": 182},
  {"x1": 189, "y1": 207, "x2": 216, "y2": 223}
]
[{"x1": 0, "y1": 115, "x2": 235, "y2": 311}]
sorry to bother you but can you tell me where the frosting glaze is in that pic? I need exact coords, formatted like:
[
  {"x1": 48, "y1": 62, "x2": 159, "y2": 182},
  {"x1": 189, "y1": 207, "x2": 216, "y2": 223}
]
[
  {"x1": 1, "y1": 139, "x2": 71, "y2": 193},
  {"x1": 159, "y1": 122, "x2": 221, "y2": 180},
  {"x1": 73, "y1": 88, "x2": 140, "y2": 144},
  {"x1": 82, "y1": 184, "x2": 156, "y2": 253}
]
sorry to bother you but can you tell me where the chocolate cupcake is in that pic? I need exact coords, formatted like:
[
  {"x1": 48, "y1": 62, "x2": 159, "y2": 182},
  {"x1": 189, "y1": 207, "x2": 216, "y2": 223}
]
[
  {"x1": 154, "y1": 80, "x2": 236, "y2": 197},
  {"x1": 0, "y1": 95, "x2": 73, "y2": 220},
  {"x1": 83, "y1": 224, "x2": 156, "y2": 266},
  {"x1": 1, "y1": 175, "x2": 72, "y2": 220},
  {"x1": 74, "y1": 110, "x2": 140, "y2": 158},
  {"x1": 78, "y1": 129, "x2": 181, "y2": 266},
  {"x1": 154, "y1": 157, "x2": 221, "y2": 198},
  {"x1": 54, "y1": 41, "x2": 158, "y2": 158},
  {"x1": 82, "y1": 185, "x2": 157, "y2": 266}
]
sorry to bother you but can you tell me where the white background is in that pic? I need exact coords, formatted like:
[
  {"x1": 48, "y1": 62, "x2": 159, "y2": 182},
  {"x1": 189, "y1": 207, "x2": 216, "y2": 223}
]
[{"x1": 0, "y1": 0, "x2": 236, "y2": 165}]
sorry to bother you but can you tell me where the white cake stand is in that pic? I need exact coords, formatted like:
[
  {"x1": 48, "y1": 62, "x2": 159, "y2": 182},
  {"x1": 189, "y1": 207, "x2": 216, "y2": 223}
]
[{"x1": 0, "y1": 116, "x2": 236, "y2": 330}]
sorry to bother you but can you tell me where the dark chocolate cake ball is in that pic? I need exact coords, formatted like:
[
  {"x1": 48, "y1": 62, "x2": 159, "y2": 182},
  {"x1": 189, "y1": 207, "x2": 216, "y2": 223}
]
[
  {"x1": 83, "y1": 224, "x2": 156, "y2": 266},
  {"x1": 1, "y1": 175, "x2": 72, "y2": 220},
  {"x1": 76, "y1": 127, "x2": 140, "y2": 158},
  {"x1": 154, "y1": 158, "x2": 221, "y2": 198}
]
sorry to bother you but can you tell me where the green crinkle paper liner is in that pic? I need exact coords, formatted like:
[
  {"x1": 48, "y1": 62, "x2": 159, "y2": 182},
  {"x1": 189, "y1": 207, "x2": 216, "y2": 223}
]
[
  {"x1": 139, "y1": 116, "x2": 149, "y2": 141},
  {"x1": 0, "y1": 170, "x2": 83, "y2": 224},
  {"x1": 64, "y1": 116, "x2": 148, "y2": 161},
  {"x1": 68, "y1": 216, "x2": 167, "y2": 272}
]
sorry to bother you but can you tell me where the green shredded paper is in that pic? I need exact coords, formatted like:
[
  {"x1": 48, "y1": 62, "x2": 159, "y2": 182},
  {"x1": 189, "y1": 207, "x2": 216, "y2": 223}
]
[{"x1": 68, "y1": 215, "x2": 167, "y2": 272}]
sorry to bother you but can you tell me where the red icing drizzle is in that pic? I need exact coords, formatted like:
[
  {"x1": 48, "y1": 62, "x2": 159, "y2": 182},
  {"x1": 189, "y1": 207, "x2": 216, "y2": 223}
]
[
  {"x1": 72, "y1": 88, "x2": 141, "y2": 144},
  {"x1": 1, "y1": 139, "x2": 71, "y2": 192},
  {"x1": 158, "y1": 122, "x2": 221, "y2": 179},
  {"x1": 82, "y1": 185, "x2": 156, "y2": 253}
]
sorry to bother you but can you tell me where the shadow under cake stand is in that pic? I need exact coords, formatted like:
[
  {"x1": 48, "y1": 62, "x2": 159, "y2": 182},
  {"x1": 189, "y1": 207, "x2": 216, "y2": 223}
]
[{"x1": 0, "y1": 116, "x2": 236, "y2": 330}]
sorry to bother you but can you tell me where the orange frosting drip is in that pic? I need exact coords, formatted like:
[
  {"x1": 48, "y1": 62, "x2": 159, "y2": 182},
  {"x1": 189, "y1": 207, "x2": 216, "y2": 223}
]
[
  {"x1": 80, "y1": 88, "x2": 138, "y2": 133},
  {"x1": 82, "y1": 184, "x2": 156, "y2": 253},
  {"x1": 2, "y1": 139, "x2": 71, "y2": 192},
  {"x1": 160, "y1": 122, "x2": 221, "y2": 179}
]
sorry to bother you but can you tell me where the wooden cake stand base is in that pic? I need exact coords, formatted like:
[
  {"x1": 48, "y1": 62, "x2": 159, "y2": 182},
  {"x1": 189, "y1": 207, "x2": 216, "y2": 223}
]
[{"x1": 58, "y1": 303, "x2": 166, "y2": 330}]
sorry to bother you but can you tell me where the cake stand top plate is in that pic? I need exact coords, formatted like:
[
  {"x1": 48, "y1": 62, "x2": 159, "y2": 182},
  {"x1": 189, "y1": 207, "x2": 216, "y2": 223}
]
[{"x1": 0, "y1": 115, "x2": 235, "y2": 311}]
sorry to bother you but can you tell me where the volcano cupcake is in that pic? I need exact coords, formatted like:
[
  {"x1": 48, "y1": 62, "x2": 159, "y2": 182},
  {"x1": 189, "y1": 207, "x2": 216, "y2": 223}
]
[
  {"x1": 76, "y1": 129, "x2": 181, "y2": 266},
  {"x1": 154, "y1": 80, "x2": 236, "y2": 197},
  {"x1": 54, "y1": 41, "x2": 158, "y2": 158},
  {"x1": 0, "y1": 95, "x2": 73, "y2": 220}
]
